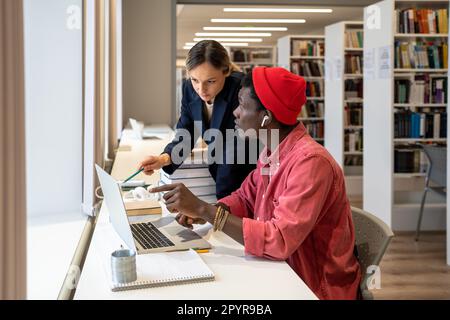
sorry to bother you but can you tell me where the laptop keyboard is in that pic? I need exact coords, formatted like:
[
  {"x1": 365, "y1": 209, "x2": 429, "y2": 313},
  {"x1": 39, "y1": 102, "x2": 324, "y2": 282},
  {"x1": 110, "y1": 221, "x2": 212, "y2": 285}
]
[{"x1": 130, "y1": 222, "x2": 175, "y2": 250}]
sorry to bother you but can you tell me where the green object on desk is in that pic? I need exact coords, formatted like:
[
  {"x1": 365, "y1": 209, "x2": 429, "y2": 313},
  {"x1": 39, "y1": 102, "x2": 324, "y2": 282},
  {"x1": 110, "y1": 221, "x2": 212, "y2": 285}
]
[{"x1": 123, "y1": 168, "x2": 144, "y2": 184}]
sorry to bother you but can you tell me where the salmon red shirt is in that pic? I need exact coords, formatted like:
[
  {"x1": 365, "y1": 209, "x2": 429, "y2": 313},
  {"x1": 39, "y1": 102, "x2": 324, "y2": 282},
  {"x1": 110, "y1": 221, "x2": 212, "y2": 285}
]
[{"x1": 219, "y1": 122, "x2": 361, "y2": 300}]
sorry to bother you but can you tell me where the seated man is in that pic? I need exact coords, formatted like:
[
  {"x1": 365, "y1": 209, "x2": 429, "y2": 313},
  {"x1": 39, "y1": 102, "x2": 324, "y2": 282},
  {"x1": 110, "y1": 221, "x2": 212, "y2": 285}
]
[{"x1": 150, "y1": 67, "x2": 361, "y2": 300}]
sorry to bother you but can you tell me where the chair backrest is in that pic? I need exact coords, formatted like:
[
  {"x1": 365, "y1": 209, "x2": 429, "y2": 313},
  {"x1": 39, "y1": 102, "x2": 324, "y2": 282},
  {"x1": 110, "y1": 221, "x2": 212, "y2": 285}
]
[
  {"x1": 423, "y1": 145, "x2": 447, "y2": 187},
  {"x1": 351, "y1": 207, "x2": 394, "y2": 295}
]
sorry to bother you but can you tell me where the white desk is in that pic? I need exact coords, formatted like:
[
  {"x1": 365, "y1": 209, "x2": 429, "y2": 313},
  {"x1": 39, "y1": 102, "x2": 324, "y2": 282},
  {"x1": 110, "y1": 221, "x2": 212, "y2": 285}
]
[{"x1": 74, "y1": 127, "x2": 317, "y2": 300}]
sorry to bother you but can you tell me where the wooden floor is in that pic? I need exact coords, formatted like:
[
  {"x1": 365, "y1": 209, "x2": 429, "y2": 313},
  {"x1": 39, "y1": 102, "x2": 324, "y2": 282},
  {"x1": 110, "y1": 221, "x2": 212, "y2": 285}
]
[{"x1": 370, "y1": 231, "x2": 450, "y2": 300}]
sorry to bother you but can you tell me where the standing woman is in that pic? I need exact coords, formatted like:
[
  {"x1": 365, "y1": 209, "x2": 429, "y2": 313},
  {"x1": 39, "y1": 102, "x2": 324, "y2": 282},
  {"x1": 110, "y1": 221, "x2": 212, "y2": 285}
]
[{"x1": 138, "y1": 40, "x2": 256, "y2": 199}]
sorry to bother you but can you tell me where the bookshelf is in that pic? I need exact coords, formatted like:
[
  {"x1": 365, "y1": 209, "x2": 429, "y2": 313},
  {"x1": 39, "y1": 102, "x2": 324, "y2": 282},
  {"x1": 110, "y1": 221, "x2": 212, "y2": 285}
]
[
  {"x1": 325, "y1": 21, "x2": 364, "y2": 198},
  {"x1": 229, "y1": 46, "x2": 276, "y2": 74},
  {"x1": 363, "y1": 0, "x2": 448, "y2": 238},
  {"x1": 278, "y1": 35, "x2": 325, "y2": 145}
]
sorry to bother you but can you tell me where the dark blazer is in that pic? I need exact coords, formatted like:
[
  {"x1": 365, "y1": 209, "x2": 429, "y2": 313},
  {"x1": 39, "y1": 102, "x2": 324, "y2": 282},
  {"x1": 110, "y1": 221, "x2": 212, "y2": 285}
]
[{"x1": 163, "y1": 71, "x2": 257, "y2": 199}]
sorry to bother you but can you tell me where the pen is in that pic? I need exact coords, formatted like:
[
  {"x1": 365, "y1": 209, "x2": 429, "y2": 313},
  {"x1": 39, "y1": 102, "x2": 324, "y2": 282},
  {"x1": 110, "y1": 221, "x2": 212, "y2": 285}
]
[{"x1": 123, "y1": 167, "x2": 144, "y2": 184}]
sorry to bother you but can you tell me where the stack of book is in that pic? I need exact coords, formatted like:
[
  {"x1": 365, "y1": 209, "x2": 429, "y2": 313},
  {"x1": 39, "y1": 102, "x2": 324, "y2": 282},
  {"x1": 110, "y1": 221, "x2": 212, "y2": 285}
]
[
  {"x1": 160, "y1": 149, "x2": 217, "y2": 204},
  {"x1": 291, "y1": 40, "x2": 324, "y2": 56},
  {"x1": 124, "y1": 197, "x2": 162, "y2": 216}
]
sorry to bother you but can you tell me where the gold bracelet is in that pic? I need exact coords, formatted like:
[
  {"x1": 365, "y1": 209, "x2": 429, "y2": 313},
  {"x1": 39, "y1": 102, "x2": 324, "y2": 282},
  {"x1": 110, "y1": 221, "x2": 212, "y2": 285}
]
[
  {"x1": 213, "y1": 203, "x2": 230, "y2": 232},
  {"x1": 213, "y1": 205, "x2": 223, "y2": 232}
]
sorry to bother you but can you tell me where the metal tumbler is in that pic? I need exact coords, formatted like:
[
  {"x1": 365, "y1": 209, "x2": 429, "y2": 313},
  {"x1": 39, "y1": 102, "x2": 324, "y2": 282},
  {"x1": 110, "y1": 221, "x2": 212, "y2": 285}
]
[{"x1": 111, "y1": 249, "x2": 137, "y2": 284}]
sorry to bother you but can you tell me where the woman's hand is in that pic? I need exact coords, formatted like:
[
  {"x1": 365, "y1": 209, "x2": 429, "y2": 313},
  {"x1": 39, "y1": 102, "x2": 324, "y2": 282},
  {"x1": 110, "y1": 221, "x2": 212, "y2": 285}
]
[
  {"x1": 138, "y1": 154, "x2": 171, "y2": 176},
  {"x1": 149, "y1": 183, "x2": 214, "y2": 221}
]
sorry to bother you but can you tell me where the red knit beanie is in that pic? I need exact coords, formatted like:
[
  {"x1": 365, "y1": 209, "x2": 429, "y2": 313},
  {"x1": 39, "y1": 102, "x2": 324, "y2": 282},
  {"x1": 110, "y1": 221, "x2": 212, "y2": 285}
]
[{"x1": 252, "y1": 67, "x2": 306, "y2": 125}]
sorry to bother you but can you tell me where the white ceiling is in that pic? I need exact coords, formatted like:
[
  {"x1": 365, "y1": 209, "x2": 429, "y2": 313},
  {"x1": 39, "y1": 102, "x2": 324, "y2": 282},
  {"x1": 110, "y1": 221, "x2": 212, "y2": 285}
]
[{"x1": 176, "y1": 4, "x2": 368, "y2": 58}]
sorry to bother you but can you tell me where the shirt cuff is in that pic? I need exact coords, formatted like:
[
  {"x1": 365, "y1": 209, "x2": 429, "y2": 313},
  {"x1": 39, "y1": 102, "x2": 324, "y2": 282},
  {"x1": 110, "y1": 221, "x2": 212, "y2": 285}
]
[{"x1": 243, "y1": 218, "x2": 265, "y2": 257}]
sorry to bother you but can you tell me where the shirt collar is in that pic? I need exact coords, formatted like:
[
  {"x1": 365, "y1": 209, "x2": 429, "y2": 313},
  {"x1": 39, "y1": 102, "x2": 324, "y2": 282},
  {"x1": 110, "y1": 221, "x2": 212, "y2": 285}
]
[{"x1": 259, "y1": 122, "x2": 307, "y2": 167}]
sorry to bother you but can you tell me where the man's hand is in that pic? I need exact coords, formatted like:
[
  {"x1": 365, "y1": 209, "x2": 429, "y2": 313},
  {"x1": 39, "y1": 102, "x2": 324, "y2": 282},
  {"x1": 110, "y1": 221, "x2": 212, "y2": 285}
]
[
  {"x1": 138, "y1": 154, "x2": 171, "y2": 176},
  {"x1": 175, "y1": 213, "x2": 207, "y2": 230},
  {"x1": 149, "y1": 183, "x2": 212, "y2": 221}
]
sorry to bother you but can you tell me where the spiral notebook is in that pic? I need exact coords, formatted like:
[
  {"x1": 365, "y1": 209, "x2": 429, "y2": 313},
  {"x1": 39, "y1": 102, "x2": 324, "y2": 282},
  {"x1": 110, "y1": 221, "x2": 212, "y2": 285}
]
[{"x1": 108, "y1": 249, "x2": 215, "y2": 292}]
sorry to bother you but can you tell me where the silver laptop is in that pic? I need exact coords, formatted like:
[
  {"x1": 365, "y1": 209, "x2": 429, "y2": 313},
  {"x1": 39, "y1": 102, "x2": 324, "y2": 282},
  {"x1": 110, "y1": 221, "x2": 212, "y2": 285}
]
[{"x1": 95, "y1": 165, "x2": 211, "y2": 254}]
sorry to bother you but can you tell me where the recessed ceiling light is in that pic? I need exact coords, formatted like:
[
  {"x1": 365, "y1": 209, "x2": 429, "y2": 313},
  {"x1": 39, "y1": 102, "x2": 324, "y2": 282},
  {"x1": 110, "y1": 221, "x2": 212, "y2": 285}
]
[
  {"x1": 203, "y1": 26, "x2": 288, "y2": 31},
  {"x1": 195, "y1": 32, "x2": 271, "y2": 37},
  {"x1": 194, "y1": 37, "x2": 263, "y2": 42},
  {"x1": 223, "y1": 8, "x2": 333, "y2": 13},
  {"x1": 211, "y1": 19, "x2": 305, "y2": 24},
  {"x1": 219, "y1": 43, "x2": 249, "y2": 47}
]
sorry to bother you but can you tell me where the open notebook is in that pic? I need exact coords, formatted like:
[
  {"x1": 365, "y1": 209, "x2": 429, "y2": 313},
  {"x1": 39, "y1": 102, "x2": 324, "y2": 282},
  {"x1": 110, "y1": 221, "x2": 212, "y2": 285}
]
[{"x1": 96, "y1": 226, "x2": 215, "y2": 292}]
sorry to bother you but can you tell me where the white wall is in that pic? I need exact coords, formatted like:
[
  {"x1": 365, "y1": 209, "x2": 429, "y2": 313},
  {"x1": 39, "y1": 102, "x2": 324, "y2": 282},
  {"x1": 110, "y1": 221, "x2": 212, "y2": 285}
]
[
  {"x1": 123, "y1": 0, "x2": 175, "y2": 127},
  {"x1": 24, "y1": 0, "x2": 83, "y2": 217}
]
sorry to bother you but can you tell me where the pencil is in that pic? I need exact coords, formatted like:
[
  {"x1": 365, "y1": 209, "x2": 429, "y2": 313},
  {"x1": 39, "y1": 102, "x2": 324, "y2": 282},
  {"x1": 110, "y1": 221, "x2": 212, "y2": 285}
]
[
  {"x1": 194, "y1": 249, "x2": 210, "y2": 253},
  {"x1": 123, "y1": 168, "x2": 144, "y2": 184}
]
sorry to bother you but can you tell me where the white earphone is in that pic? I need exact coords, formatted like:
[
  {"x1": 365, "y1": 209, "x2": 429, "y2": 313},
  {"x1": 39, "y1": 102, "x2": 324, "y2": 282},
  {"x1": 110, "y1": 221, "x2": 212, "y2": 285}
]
[
  {"x1": 124, "y1": 186, "x2": 159, "y2": 201},
  {"x1": 261, "y1": 115, "x2": 270, "y2": 127}
]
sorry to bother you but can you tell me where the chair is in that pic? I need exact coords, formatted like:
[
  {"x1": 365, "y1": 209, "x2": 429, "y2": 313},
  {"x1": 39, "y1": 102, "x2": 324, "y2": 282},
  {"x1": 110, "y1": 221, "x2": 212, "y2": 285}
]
[
  {"x1": 415, "y1": 144, "x2": 447, "y2": 241},
  {"x1": 351, "y1": 207, "x2": 394, "y2": 300}
]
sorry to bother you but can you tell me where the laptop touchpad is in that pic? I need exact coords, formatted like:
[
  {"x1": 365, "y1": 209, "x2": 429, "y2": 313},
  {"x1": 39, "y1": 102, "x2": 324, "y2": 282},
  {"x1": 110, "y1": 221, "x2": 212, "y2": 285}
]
[{"x1": 164, "y1": 226, "x2": 202, "y2": 243}]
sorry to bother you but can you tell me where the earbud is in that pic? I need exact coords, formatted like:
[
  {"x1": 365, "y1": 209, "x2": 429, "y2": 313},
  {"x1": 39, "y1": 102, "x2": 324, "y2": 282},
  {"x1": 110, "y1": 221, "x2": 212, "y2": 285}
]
[
  {"x1": 261, "y1": 115, "x2": 270, "y2": 127},
  {"x1": 124, "y1": 186, "x2": 158, "y2": 201}
]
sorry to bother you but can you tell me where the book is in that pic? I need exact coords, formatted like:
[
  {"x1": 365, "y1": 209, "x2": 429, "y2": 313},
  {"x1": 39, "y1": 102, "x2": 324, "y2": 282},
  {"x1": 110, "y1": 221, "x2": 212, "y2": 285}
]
[
  {"x1": 160, "y1": 174, "x2": 215, "y2": 188},
  {"x1": 126, "y1": 207, "x2": 162, "y2": 216},
  {"x1": 107, "y1": 249, "x2": 215, "y2": 292},
  {"x1": 161, "y1": 167, "x2": 211, "y2": 179},
  {"x1": 159, "y1": 182, "x2": 216, "y2": 197},
  {"x1": 123, "y1": 198, "x2": 161, "y2": 211}
]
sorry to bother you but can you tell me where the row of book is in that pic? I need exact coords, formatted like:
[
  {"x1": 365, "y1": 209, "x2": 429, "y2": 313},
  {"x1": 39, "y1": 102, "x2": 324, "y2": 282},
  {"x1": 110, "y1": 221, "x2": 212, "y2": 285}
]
[
  {"x1": 345, "y1": 54, "x2": 363, "y2": 74},
  {"x1": 304, "y1": 121, "x2": 324, "y2": 139},
  {"x1": 394, "y1": 145, "x2": 428, "y2": 174},
  {"x1": 396, "y1": 8, "x2": 448, "y2": 34},
  {"x1": 345, "y1": 131, "x2": 363, "y2": 153},
  {"x1": 345, "y1": 30, "x2": 363, "y2": 48},
  {"x1": 299, "y1": 101, "x2": 324, "y2": 119},
  {"x1": 231, "y1": 48, "x2": 273, "y2": 63},
  {"x1": 345, "y1": 155, "x2": 363, "y2": 166},
  {"x1": 394, "y1": 76, "x2": 447, "y2": 104},
  {"x1": 305, "y1": 81, "x2": 323, "y2": 97},
  {"x1": 394, "y1": 111, "x2": 447, "y2": 139},
  {"x1": 394, "y1": 40, "x2": 448, "y2": 69},
  {"x1": 291, "y1": 40, "x2": 324, "y2": 57},
  {"x1": 344, "y1": 104, "x2": 363, "y2": 126},
  {"x1": 345, "y1": 79, "x2": 363, "y2": 99},
  {"x1": 291, "y1": 60, "x2": 324, "y2": 77}
]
